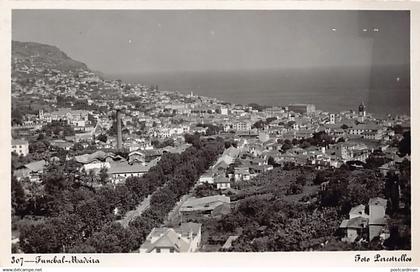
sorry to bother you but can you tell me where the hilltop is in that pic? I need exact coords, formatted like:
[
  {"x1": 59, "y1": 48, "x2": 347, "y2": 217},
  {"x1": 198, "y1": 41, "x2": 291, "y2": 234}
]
[{"x1": 12, "y1": 41, "x2": 89, "y2": 72}]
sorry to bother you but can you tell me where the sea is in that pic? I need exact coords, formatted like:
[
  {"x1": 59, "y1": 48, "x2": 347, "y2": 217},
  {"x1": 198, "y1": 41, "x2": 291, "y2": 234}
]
[{"x1": 107, "y1": 66, "x2": 410, "y2": 118}]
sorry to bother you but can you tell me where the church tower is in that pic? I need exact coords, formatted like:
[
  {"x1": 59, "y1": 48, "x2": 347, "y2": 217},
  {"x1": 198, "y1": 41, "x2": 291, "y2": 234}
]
[
  {"x1": 329, "y1": 113, "x2": 335, "y2": 124},
  {"x1": 38, "y1": 109, "x2": 44, "y2": 120},
  {"x1": 358, "y1": 102, "x2": 366, "y2": 117}
]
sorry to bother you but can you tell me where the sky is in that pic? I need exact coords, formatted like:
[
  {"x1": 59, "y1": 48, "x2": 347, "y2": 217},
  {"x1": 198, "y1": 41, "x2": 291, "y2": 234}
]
[{"x1": 12, "y1": 10, "x2": 410, "y2": 75}]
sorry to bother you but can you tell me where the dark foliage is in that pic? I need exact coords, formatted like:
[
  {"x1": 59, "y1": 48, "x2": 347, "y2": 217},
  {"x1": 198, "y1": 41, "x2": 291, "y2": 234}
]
[{"x1": 19, "y1": 136, "x2": 225, "y2": 253}]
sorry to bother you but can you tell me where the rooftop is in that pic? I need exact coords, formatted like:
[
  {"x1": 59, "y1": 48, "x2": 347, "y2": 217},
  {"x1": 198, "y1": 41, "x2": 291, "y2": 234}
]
[
  {"x1": 349, "y1": 204, "x2": 366, "y2": 215},
  {"x1": 108, "y1": 161, "x2": 151, "y2": 175},
  {"x1": 340, "y1": 216, "x2": 369, "y2": 229},
  {"x1": 222, "y1": 236, "x2": 239, "y2": 250},
  {"x1": 175, "y1": 222, "x2": 202, "y2": 237},
  {"x1": 140, "y1": 228, "x2": 190, "y2": 253},
  {"x1": 180, "y1": 195, "x2": 230, "y2": 212},
  {"x1": 25, "y1": 160, "x2": 46, "y2": 172},
  {"x1": 74, "y1": 151, "x2": 118, "y2": 164},
  {"x1": 12, "y1": 139, "x2": 28, "y2": 146}
]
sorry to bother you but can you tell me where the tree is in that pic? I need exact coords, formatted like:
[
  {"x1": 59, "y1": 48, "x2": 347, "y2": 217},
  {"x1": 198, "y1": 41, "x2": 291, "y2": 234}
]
[
  {"x1": 311, "y1": 131, "x2": 333, "y2": 147},
  {"x1": 193, "y1": 183, "x2": 219, "y2": 198},
  {"x1": 125, "y1": 176, "x2": 150, "y2": 201},
  {"x1": 287, "y1": 121, "x2": 296, "y2": 127},
  {"x1": 128, "y1": 211, "x2": 159, "y2": 245},
  {"x1": 68, "y1": 244, "x2": 96, "y2": 253},
  {"x1": 286, "y1": 183, "x2": 303, "y2": 195},
  {"x1": 29, "y1": 140, "x2": 49, "y2": 154},
  {"x1": 283, "y1": 162, "x2": 296, "y2": 170},
  {"x1": 85, "y1": 231, "x2": 122, "y2": 253},
  {"x1": 97, "y1": 134, "x2": 107, "y2": 143},
  {"x1": 319, "y1": 182, "x2": 346, "y2": 208},
  {"x1": 11, "y1": 176, "x2": 26, "y2": 216},
  {"x1": 19, "y1": 223, "x2": 61, "y2": 253},
  {"x1": 266, "y1": 117, "x2": 277, "y2": 123},
  {"x1": 398, "y1": 159, "x2": 411, "y2": 214},
  {"x1": 365, "y1": 153, "x2": 391, "y2": 169},
  {"x1": 150, "y1": 186, "x2": 177, "y2": 212},
  {"x1": 12, "y1": 108, "x2": 23, "y2": 125},
  {"x1": 49, "y1": 214, "x2": 85, "y2": 252},
  {"x1": 101, "y1": 223, "x2": 137, "y2": 252},
  {"x1": 252, "y1": 120, "x2": 265, "y2": 129},
  {"x1": 267, "y1": 156, "x2": 279, "y2": 168},
  {"x1": 313, "y1": 171, "x2": 327, "y2": 185},
  {"x1": 385, "y1": 171, "x2": 400, "y2": 213},
  {"x1": 41, "y1": 120, "x2": 75, "y2": 138},
  {"x1": 75, "y1": 198, "x2": 110, "y2": 237},
  {"x1": 17, "y1": 135, "x2": 225, "y2": 253},
  {"x1": 383, "y1": 224, "x2": 410, "y2": 250},
  {"x1": 114, "y1": 184, "x2": 138, "y2": 213},
  {"x1": 281, "y1": 140, "x2": 293, "y2": 152},
  {"x1": 296, "y1": 175, "x2": 307, "y2": 186},
  {"x1": 392, "y1": 125, "x2": 404, "y2": 135},
  {"x1": 337, "y1": 137, "x2": 345, "y2": 143},
  {"x1": 71, "y1": 142, "x2": 84, "y2": 153},
  {"x1": 184, "y1": 133, "x2": 202, "y2": 149},
  {"x1": 151, "y1": 138, "x2": 174, "y2": 148},
  {"x1": 99, "y1": 167, "x2": 109, "y2": 185},
  {"x1": 299, "y1": 140, "x2": 311, "y2": 148},
  {"x1": 225, "y1": 140, "x2": 237, "y2": 149},
  {"x1": 43, "y1": 168, "x2": 72, "y2": 195},
  {"x1": 398, "y1": 131, "x2": 410, "y2": 157},
  {"x1": 320, "y1": 239, "x2": 355, "y2": 251},
  {"x1": 88, "y1": 113, "x2": 97, "y2": 126}
]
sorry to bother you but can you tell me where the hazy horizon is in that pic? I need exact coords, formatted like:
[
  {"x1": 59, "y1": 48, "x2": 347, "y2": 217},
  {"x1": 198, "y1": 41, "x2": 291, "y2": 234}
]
[
  {"x1": 12, "y1": 10, "x2": 410, "y2": 115},
  {"x1": 13, "y1": 10, "x2": 409, "y2": 75},
  {"x1": 105, "y1": 65, "x2": 410, "y2": 116}
]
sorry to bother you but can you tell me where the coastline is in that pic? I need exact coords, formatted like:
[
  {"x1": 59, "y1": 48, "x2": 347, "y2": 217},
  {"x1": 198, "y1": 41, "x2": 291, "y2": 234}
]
[{"x1": 105, "y1": 67, "x2": 410, "y2": 117}]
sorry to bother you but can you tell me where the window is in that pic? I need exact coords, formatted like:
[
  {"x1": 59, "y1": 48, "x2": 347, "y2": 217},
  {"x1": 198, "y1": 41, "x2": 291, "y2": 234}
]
[
  {"x1": 170, "y1": 249, "x2": 174, "y2": 253},
  {"x1": 156, "y1": 248, "x2": 161, "y2": 253}
]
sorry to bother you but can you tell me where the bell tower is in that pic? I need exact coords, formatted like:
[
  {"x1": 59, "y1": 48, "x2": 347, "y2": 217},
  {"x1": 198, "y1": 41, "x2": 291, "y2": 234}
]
[{"x1": 358, "y1": 102, "x2": 366, "y2": 117}]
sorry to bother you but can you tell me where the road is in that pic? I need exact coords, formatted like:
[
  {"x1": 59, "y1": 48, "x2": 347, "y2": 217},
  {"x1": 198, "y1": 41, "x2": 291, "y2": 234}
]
[{"x1": 117, "y1": 194, "x2": 151, "y2": 228}]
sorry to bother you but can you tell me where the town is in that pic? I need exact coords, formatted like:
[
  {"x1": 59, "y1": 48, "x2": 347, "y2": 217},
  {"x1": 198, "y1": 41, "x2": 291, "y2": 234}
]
[{"x1": 11, "y1": 41, "x2": 411, "y2": 253}]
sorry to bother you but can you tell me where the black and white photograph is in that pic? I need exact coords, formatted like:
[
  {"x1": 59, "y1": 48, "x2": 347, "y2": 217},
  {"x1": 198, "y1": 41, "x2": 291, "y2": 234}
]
[{"x1": 9, "y1": 8, "x2": 412, "y2": 257}]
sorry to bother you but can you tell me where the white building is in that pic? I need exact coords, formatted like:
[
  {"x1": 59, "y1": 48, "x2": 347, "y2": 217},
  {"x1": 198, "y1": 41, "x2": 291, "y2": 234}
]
[
  {"x1": 139, "y1": 223, "x2": 202, "y2": 253},
  {"x1": 11, "y1": 139, "x2": 29, "y2": 156},
  {"x1": 369, "y1": 197, "x2": 388, "y2": 241},
  {"x1": 215, "y1": 176, "x2": 231, "y2": 189}
]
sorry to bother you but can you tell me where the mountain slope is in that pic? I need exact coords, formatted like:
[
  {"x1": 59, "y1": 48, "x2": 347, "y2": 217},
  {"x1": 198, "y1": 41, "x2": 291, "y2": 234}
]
[{"x1": 12, "y1": 40, "x2": 89, "y2": 72}]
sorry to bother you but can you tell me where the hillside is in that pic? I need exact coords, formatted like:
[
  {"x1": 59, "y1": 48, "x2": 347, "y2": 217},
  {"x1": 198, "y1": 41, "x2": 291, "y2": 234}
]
[
  {"x1": 12, "y1": 41, "x2": 89, "y2": 72},
  {"x1": 11, "y1": 41, "x2": 103, "y2": 117}
]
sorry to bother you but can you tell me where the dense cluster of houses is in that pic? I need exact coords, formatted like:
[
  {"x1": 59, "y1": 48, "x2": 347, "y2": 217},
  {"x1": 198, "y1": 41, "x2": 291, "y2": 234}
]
[
  {"x1": 12, "y1": 140, "x2": 190, "y2": 185},
  {"x1": 11, "y1": 48, "x2": 411, "y2": 253}
]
